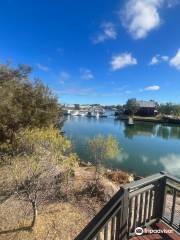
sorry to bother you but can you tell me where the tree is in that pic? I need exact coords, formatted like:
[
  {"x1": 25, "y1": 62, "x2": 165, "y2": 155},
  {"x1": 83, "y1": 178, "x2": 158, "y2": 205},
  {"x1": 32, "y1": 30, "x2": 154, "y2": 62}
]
[
  {"x1": 125, "y1": 98, "x2": 140, "y2": 116},
  {"x1": 1, "y1": 127, "x2": 79, "y2": 229},
  {"x1": 88, "y1": 135, "x2": 119, "y2": 184},
  {"x1": 11, "y1": 156, "x2": 52, "y2": 228},
  {"x1": 0, "y1": 63, "x2": 62, "y2": 149},
  {"x1": 158, "y1": 103, "x2": 180, "y2": 116}
]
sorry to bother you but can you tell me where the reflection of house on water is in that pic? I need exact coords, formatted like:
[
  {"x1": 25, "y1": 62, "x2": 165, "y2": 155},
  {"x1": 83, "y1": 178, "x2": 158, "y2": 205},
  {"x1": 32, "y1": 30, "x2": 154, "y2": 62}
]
[{"x1": 123, "y1": 122, "x2": 180, "y2": 140}]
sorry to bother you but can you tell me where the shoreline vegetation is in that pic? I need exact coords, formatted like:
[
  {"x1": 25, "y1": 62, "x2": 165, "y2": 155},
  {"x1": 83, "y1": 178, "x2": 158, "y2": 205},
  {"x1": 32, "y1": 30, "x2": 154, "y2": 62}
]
[
  {"x1": 117, "y1": 114, "x2": 180, "y2": 124},
  {"x1": 0, "y1": 63, "x2": 134, "y2": 240}
]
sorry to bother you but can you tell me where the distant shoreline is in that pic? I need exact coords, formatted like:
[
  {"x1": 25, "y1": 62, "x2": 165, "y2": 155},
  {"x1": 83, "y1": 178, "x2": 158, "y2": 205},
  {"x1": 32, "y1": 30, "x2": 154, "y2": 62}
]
[{"x1": 117, "y1": 115, "x2": 180, "y2": 125}]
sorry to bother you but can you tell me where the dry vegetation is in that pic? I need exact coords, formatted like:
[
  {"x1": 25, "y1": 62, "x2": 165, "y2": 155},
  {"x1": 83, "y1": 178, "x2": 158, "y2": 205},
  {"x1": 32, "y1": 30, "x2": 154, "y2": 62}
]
[{"x1": 0, "y1": 162, "x2": 132, "y2": 240}]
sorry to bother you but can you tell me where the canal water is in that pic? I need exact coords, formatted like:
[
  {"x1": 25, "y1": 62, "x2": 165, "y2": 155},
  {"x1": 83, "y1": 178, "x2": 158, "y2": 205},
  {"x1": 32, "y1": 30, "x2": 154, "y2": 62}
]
[{"x1": 63, "y1": 115, "x2": 180, "y2": 177}]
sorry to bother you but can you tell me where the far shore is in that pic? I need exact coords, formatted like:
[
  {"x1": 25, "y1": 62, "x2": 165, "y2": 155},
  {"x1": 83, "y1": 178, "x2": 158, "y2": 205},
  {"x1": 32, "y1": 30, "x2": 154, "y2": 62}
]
[{"x1": 117, "y1": 114, "x2": 180, "y2": 124}]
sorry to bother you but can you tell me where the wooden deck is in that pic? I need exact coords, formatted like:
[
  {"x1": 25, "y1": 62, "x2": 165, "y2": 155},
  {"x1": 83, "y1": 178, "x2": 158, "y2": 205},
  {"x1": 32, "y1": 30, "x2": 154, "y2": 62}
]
[
  {"x1": 130, "y1": 221, "x2": 180, "y2": 240},
  {"x1": 75, "y1": 173, "x2": 180, "y2": 240}
]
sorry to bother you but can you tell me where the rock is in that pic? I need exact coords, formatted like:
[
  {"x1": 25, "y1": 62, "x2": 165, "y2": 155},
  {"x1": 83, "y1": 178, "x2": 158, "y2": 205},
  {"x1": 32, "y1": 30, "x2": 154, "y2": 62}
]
[{"x1": 106, "y1": 170, "x2": 133, "y2": 184}]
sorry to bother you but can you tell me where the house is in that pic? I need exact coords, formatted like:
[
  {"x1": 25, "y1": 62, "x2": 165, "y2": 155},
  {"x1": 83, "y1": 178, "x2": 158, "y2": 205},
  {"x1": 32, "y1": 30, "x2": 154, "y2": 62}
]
[{"x1": 137, "y1": 100, "x2": 157, "y2": 116}]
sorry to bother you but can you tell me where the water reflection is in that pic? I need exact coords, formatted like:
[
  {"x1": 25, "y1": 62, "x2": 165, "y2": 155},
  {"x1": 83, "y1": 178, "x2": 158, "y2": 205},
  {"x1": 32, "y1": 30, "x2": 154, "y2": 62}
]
[
  {"x1": 63, "y1": 117, "x2": 180, "y2": 177},
  {"x1": 123, "y1": 122, "x2": 180, "y2": 140},
  {"x1": 159, "y1": 154, "x2": 180, "y2": 176}
]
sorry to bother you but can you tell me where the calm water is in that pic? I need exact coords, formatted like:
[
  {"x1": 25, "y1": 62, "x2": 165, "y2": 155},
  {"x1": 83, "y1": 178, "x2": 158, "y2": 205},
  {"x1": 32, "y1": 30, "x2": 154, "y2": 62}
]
[{"x1": 63, "y1": 115, "x2": 180, "y2": 177}]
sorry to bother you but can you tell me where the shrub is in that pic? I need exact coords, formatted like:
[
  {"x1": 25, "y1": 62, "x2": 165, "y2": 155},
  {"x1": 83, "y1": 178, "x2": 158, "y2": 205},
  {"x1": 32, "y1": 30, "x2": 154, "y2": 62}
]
[
  {"x1": 0, "y1": 63, "x2": 62, "y2": 147},
  {"x1": 13, "y1": 127, "x2": 79, "y2": 167},
  {"x1": 87, "y1": 135, "x2": 120, "y2": 183}
]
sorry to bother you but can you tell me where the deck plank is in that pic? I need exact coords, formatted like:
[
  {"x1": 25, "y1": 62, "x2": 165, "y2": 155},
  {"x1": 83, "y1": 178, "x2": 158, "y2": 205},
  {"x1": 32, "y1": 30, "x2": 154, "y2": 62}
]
[
  {"x1": 153, "y1": 222, "x2": 180, "y2": 240},
  {"x1": 130, "y1": 221, "x2": 180, "y2": 240}
]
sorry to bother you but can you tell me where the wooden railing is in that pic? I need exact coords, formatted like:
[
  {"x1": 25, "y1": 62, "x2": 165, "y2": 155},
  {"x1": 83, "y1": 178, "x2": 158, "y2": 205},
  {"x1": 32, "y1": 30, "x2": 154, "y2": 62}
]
[
  {"x1": 74, "y1": 172, "x2": 180, "y2": 240},
  {"x1": 161, "y1": 173, "x2": 180, "y2": 232}
]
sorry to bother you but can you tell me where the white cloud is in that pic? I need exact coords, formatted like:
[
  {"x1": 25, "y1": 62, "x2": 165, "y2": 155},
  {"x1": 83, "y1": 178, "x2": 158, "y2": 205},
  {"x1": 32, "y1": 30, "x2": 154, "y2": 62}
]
[
  {"x1": 149, "y1": 55, "x2": 160, "y2": 65},
  {"x1": 57, "y1": 48, "x2": 64, "y2": 55},
  {"x1": 80, "y1": 68, "x2": 94, "y2": 80},
  {"x1": 36, "y1": 63, "x2": 49, "y2": 72},
  {"x1": 121, "y1": 0, "x2": 163, "y2": 39},
  {"x1": 160, "y1": 154, "x2": 180, "y2": 175},
  {"x1": 169, "y1": 48, "x2": 180, "y2": 69},
  {"x1": 59, "y1": 71, "x2": 70, "y2": 84},
  {"x1": 93, "y1": 22, "x2": 117, "y2": 44},
  {"x1": 125, "y1": 90, "x2": 132, "y2": 94},
  {"x1": 149, "y1": 54, "x2": 169, "y2": 65},
  {"x1": 144, "y1": 85, "x2": 160, "y2": 91},
  {"x1": 110, "y1": 53, "x2": 137, "y2": 70},
  {"x1": 161, "y1": 55, "x2": 169, "y2": 61}
]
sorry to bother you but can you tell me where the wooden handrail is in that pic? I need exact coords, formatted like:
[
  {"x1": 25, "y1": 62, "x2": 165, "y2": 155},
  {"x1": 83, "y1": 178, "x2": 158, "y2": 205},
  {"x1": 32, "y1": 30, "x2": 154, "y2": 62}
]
[
  {"x1": 74, "y1": 188, "x2": 124, "y2": 240},
  {"x1": 74, "y1": 173, "x2": 180, "y2": 240}
]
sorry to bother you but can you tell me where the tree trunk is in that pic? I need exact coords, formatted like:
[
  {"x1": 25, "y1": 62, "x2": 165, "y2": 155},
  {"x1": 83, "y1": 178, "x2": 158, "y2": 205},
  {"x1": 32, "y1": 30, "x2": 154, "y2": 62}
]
[{"x1": 31, "y1": 200, "x2": 37, "y2": 228}]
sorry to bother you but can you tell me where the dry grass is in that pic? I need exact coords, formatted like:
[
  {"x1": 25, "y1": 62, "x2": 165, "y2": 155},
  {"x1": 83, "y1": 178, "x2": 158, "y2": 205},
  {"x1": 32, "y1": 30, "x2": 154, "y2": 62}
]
[
  {"x1": 0, "y1": 165, "x2": 130, "y2": 240},
  {"x1": 0, "y1": 197, "x2": 91, "y2": 240}
]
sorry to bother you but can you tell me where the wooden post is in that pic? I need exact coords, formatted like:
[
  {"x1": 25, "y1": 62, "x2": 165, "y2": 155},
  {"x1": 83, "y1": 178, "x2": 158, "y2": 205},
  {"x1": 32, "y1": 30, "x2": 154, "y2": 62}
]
[
  {"x1": 155, "y1": 177, "x2": 167, "y2": 220},
  {"x1": 117, "y1": 188, "x2": 129, "y2": 240}
]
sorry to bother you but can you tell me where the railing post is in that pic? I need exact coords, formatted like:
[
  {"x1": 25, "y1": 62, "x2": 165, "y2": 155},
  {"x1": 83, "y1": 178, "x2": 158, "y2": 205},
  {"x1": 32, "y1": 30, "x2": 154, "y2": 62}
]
[
  {"x1": 155, "y1": 173, "x2": 167, "y2": 220},
  {"x1": 116, "y1": 188, "x2": 129, "y2": 240}
]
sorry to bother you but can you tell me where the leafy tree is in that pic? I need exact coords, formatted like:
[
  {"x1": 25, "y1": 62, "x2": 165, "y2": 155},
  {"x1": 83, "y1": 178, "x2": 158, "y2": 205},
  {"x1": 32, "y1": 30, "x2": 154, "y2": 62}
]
[
  {"x1": 158, "y1": 103, "x2": 180, "y2": 116},
  {"x1": 0, "y1": 63, "x2": 62, "y2": 149},
  {"x1": 125, "y1": 98, "x2": 140, "y2": 116},
  {"x1": 88, "y1": 135, "x2": 119, "y2": 184}
]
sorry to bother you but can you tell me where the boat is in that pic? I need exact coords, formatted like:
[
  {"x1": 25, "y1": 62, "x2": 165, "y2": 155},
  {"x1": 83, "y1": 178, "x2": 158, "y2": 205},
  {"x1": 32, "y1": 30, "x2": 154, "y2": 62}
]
[
  {"x1": 79, "y1": 112, "x2": 86, "y2": 117},
  {"x1": 99, "y1": 114, "x2": 107, "y2": 118},
  {"x1": 71, "y1": 111, "x2": 80, "y2": 116},
  {"x1": 96, "y1": 113, "x2": 100, "y2": 118},
  {"x1": 98, "y1": 111, "x2": 107, "y2": 118},
  {"x1": 64, "y1": 109, "x2": 71, "y2": 116},
  {"x1": 86, "y1": 111, "x2": 96, "y2": 117}
]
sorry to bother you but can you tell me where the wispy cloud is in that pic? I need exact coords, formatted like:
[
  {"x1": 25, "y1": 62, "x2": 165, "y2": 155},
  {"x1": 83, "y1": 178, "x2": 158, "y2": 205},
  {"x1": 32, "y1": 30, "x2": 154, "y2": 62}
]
[
  {"x1": 149, "y1": 54, "x2": 169, "y2": 65},
  {"x1": 59, "y1": 71, "x2": 70, "y2": 84},
  {"x1": 169, "y1": 48, "x2": 180, "y2": 69},
  {"x1": 110, "y1": 53, "x2": 137, "y2": 70},
  {"x1": 36, "y1": 63, "x2": 49, "y2": 72},
  {"x1": 144, "y1": 85, "x2": 160, "y2": 91},
  {"x1": 80, "y1": 68, "x2": 94, "y2": 80},
  {"x1": 57, "y1": 48, "x2": 64, "y2": 55},
  {"x1": 125, "y1": 90, "x2": 132, "y2": 94},
  {"x1": 121, "y1": 0, "x2": 163, "y2": 39},
  {"x1": 167, "y1": 0, "x2": 180, "y2": 8},
  {"x1": 56, "y1": 87, "x2": 94, "y2": 96},
  {"x1": 92, "y1": 22, "x2": 117, "y2": 44}
]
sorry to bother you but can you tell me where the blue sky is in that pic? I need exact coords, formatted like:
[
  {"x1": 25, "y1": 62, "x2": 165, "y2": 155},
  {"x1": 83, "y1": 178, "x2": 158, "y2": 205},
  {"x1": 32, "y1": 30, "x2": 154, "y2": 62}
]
[{"x1": 0, "y1": 0, "x2": 180, "y2": 104}]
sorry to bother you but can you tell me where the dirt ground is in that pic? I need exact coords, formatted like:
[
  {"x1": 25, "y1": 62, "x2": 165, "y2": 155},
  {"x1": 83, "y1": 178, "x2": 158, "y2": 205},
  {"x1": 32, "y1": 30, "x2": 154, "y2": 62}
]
[{"x1": 0, "y1": 166, "x2": 122, "y2": 240}]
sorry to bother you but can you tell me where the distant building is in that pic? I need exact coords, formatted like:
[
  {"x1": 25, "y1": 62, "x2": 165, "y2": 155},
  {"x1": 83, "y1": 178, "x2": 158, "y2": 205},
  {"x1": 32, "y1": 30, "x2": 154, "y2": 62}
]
[
  {"x1": 74, "y1": 104, "x2": 80, "y2": 110},
  {"x1": 137, "y1": 100, "x2": 157, "y2": 116}
]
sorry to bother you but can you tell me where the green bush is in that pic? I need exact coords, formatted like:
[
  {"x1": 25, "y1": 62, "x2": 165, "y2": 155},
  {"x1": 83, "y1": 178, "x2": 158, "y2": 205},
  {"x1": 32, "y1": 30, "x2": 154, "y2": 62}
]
[
  {"x1": 0, "y1": 63, "x2": 62, "y2": 146},
  {"x1": 13, "y1": 127, "x2": 79, "y2": 167}
]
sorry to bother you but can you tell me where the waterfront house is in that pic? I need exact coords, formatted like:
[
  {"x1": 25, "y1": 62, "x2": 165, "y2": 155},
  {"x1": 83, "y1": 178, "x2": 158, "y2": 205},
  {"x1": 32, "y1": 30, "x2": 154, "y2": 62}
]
[{"x1": 137, "y1": 100, "x2": 157, "y2": 117}]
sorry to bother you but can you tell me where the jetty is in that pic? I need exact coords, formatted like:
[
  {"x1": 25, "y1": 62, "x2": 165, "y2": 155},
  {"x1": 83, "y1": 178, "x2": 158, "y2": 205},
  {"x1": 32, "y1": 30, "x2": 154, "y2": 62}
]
[{"x1": 128, "y1": 117, "x2": 134, "y2": 126}]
